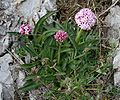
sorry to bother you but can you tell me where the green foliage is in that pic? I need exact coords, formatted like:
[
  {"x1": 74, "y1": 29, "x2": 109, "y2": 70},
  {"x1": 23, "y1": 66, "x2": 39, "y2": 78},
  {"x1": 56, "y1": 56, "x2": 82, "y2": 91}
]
[
  {"x1": 33, "y1": 11, "x2": 55, "y2": 34},
  {"x1": 10, "y1": 12, "x2": 116, "y2": 99}
]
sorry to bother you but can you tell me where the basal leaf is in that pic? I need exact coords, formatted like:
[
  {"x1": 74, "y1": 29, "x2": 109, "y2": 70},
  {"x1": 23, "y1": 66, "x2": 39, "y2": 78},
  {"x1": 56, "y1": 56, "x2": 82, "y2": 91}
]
[
  {"x1": 22, "y1": 45, "x2": 38, "y2": 56},
  {"x1": 33, "y1": 11, "x2": 55, "y2": 34},
  {"x1": 19, "y1": 82, "x2": 40, "y2": 91},
  {"x1": 42, "y1": 28, "x2": 58, "y2": 41},
  {"x1": 24, "y1": 74, "x2": 37, "y2": 81},
  {"x1": 21, "y1": 62, "x2": 38, "y2": 69},
  {"x1": 7, "y1": 32, "x2": 19, "y2": 36}
]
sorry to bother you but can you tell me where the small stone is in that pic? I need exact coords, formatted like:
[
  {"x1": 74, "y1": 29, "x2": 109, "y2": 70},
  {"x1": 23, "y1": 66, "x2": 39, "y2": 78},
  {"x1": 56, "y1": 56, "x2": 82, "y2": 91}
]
[
  {"x1": 43, "y1": 0, "x2": 57, "y2": 11},
  {"x1": 0, "y1": 26, "x2": 6, "y2": 35},
  {"x1": 1, "y1": 1, "x2": 10, "y2": 10},
  {"x1": 14, "y1": 0, "x2": 25, "y2": 5},
  {"x1": 0, "y1": 35, "x2": 9, "y2": 56},
  {"x1": 17, "y1": 71, "x2": 25, "y2": 88}
]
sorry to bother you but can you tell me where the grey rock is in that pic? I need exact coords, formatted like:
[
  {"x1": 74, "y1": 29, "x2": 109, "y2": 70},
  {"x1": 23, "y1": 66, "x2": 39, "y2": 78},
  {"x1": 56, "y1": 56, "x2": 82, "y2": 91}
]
[
  {"x1": 0, "y1": 54, "x2": 13, "y2": 84},
  {"x1": 0, "y1": 54, "x2": 14, "y2": 100},
  {"x1": 2, "y1": 85, "x2": 13, "y2": 100},
  {"x1": 0, "y1": 26, "x2": 6, "y2": 36},
  {"x1": 42, "y1": 0, "x2": 56, "y2": 11},
  {"x1": 113, "y1": 47, "x2": 120, "y2": 87},
  {"x1": 16, "y1": 0, "x2": 42, "y2": 18},
  {"x1": 0, "y1": 0, "x2": 11, "y2": 10},
  {"x1": 17, "y1": 70, "x2": 25, "y2": 88},
  {"x1": 0, "y1": 0, "x2": 2, "y2": 9},
  {"x1": 1, "y1": 0, "x2": 10, "y2": 10},
  {"x1": 105, "y1": 5, "x2": 120, "y2": 87},
  {"x1": 0, "y1": 35, "x2": 9, "y2": 56},
  {"x1": 105, "y1": 6, "x2": 120, "y2": 47},
  {"x1": 0, "y1": 83, "x2": 2, "y2": 100}
]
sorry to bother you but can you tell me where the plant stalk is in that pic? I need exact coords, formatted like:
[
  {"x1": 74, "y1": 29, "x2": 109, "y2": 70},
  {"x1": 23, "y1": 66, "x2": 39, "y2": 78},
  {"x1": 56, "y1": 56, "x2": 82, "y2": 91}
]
[
  {"x1": 75, "y1": 29, "x2": 83, "y2": 43},
  {"x1": 58, "y1": 43, "x2": 61, "y2": 64}
]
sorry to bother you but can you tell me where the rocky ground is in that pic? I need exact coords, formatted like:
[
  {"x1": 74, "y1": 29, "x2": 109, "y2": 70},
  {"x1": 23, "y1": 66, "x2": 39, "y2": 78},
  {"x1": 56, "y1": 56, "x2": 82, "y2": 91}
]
[
  {"x1": 0, "y1": 0, "x2": 120, "y2": 100},
  {"x1": 0, "y1": 0, "x2": 56, "y2": 100}
]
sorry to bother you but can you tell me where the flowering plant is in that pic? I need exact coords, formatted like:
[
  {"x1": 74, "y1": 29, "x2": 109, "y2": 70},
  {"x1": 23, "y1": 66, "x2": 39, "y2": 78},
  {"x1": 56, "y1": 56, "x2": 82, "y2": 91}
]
[{"x1": 10, "y1": 9, "x2": 112, "y2": 99}]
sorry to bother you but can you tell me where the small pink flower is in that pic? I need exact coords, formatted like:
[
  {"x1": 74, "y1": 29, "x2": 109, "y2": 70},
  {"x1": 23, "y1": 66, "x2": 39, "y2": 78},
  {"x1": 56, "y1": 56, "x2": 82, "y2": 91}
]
[
  {"x1": 54, "y1": 30, "x2": 68, "y2": 42},
  {"x1": 75, "y1": 8, "x2": 96, "y2": 30},
  {"x1": 19, "y1": 23, "x2": 32, "y2": 34}
]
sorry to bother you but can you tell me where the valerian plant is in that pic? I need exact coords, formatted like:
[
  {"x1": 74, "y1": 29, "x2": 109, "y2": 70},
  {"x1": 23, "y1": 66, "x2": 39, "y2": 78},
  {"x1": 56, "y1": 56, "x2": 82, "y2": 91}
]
[{"x1": 9, "y1": 9, "x2": 113, "y2": 99}]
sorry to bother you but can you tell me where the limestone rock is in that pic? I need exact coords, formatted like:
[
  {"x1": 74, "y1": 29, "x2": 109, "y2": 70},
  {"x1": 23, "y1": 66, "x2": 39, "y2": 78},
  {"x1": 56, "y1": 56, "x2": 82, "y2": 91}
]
[
  {"x1": 105, "y1": 6, "x2": 120, "y2": 47},
  {"x1": 0, "y1": 35, "x2": 10, "y2": 56},
  {"x1": 1, "y1": 0, "x2": 10, "y2": 10},
  {"x1": 113, "y1": 48, "x2": 120, "y2": 86},
  {"x1": 16, "y1": 0, "x2": 42, "y2": 18},
  {"x1": 0, "y1": 54, "x2": 14, "y2": 100},
  {"x1": 15, "y1": 0, "x2": 56, "y2": 26},
  {"x1": 17, "y1": 70, "x2": 25, "y2": 88},
  {"x1": 14, "y1": 0, "x2": 25, "y2": 5},
  {"x1": 0, "y1": 83, "x2": 2, "y2": 100},
  {"x1": 0, "y1": 54, "x2": 13, "y2": 84},
  {"x1": 105, "y1": 5, "x2": 120, "y2": 87},
  {"x1": 2, "y1": 85, "x2": 13, "y2": 100},
  {"x1": 0, "y1": 26, "x2": 6, "y2": 36}
]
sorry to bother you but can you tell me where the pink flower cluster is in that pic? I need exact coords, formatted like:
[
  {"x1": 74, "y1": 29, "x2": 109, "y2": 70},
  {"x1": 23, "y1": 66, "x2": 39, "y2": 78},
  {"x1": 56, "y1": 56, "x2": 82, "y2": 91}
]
[
  {"x1": 54, "y1": 30, "x2": 68, "y2": 42},
  {"x1": 19, "y1": 23, "x2": 32, "y2": 35},
  {"x1": 75, "y1": 8, "x2": 96, "y2": 30}
]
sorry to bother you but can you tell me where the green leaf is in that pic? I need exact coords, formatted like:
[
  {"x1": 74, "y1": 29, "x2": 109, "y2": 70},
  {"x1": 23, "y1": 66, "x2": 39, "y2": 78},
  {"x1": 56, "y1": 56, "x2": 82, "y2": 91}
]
[
  {"x1": 7, "y1": 32, "x2": 19, "y2": 35},
  {"x1": 19, "y1": 82, "x2": 40, "y2": 91},
  {"x1": 68, "y1": 35, "x2": 78, "y2": 52},
  {"x1": 43, "y1": 28, "x2": 58, "y2": 36},
  {"x1": 24, "y1": 74, "x2": 37, "y2": 81},
  {"x1": 74, "y1": 53, "x2": 85, "y2": 60},
  {"x1": 22, "y1": 45, "x2": 38, "y2": 56},
  {"x1": 33, "y1": 11, "x2": 55, "y2": 34},
  {"x1": 42, "y1": 28, "x2": 59, "y2": 41},
  {"x1": 61, "y1": 48, "x2": 73, "y2": 53},
  {"x1": 54, "y1": 72, "x2": 66, "y2": 76},
  {"x1": 21, "y1": 63, "x2": 38, "y2": 69},
  {"x1": 54, "y1": 21, "x2": 64, "y2": 30}
]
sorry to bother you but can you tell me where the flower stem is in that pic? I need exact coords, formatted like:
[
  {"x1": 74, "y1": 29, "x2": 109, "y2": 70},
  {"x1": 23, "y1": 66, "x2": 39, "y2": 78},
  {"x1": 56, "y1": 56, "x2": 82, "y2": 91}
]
[
  {"x1": 58, "y1": 43, "x2": 61, "y2": 64},
  {"x1": 75, "y1": 29, "x2": 83, "y2": 43}
]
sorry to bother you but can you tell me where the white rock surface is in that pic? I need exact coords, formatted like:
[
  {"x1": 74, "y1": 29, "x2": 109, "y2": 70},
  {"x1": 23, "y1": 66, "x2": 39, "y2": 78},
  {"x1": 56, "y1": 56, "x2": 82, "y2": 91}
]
[
  {"x1": 113, "y1": 48, "x2": 120, "y2": 86},
  {"x1": 105, "y1": 5, "x2": 120, "y2": 87},
  {"x1": 0, "y1": 35, "x2": 9, "y2": 56},
  {"x1": 0, "y1": 84, "x2": 2, "y2": 100},
  {"x1": 0, "y1": 26, "x2": 6, "y2": 36},
  {"x1": 16, "y1": 0, "x2": 42, "y2": 18},
  {"x1": 105, "y1": 6, "x2": 120, "y2": 47},
  {"x1": 17, "y1": 70, "x2": 25, "y2": 88},
  {"x1": 0, "y1": 54, "x2": 13, "y2": 84},
  {"x1": 12, "y1": 0, "x2": 56, "y2": 26},
  {"x1": 0, "y1": 54, "x2": 14, "y2": 100}
]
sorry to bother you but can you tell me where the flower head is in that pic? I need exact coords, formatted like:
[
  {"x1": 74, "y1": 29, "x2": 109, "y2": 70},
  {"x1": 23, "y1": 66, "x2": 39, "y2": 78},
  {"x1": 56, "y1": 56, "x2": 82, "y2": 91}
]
[
  {"x1": 19, "y1": 23, "x2": 32, "y2": 34},
  {"x1": 54, "y1": 30, "x2": 68, "y2": 42},
  {"x1": 75, "y1": 8, "x2": 96, "y2": 30}
]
